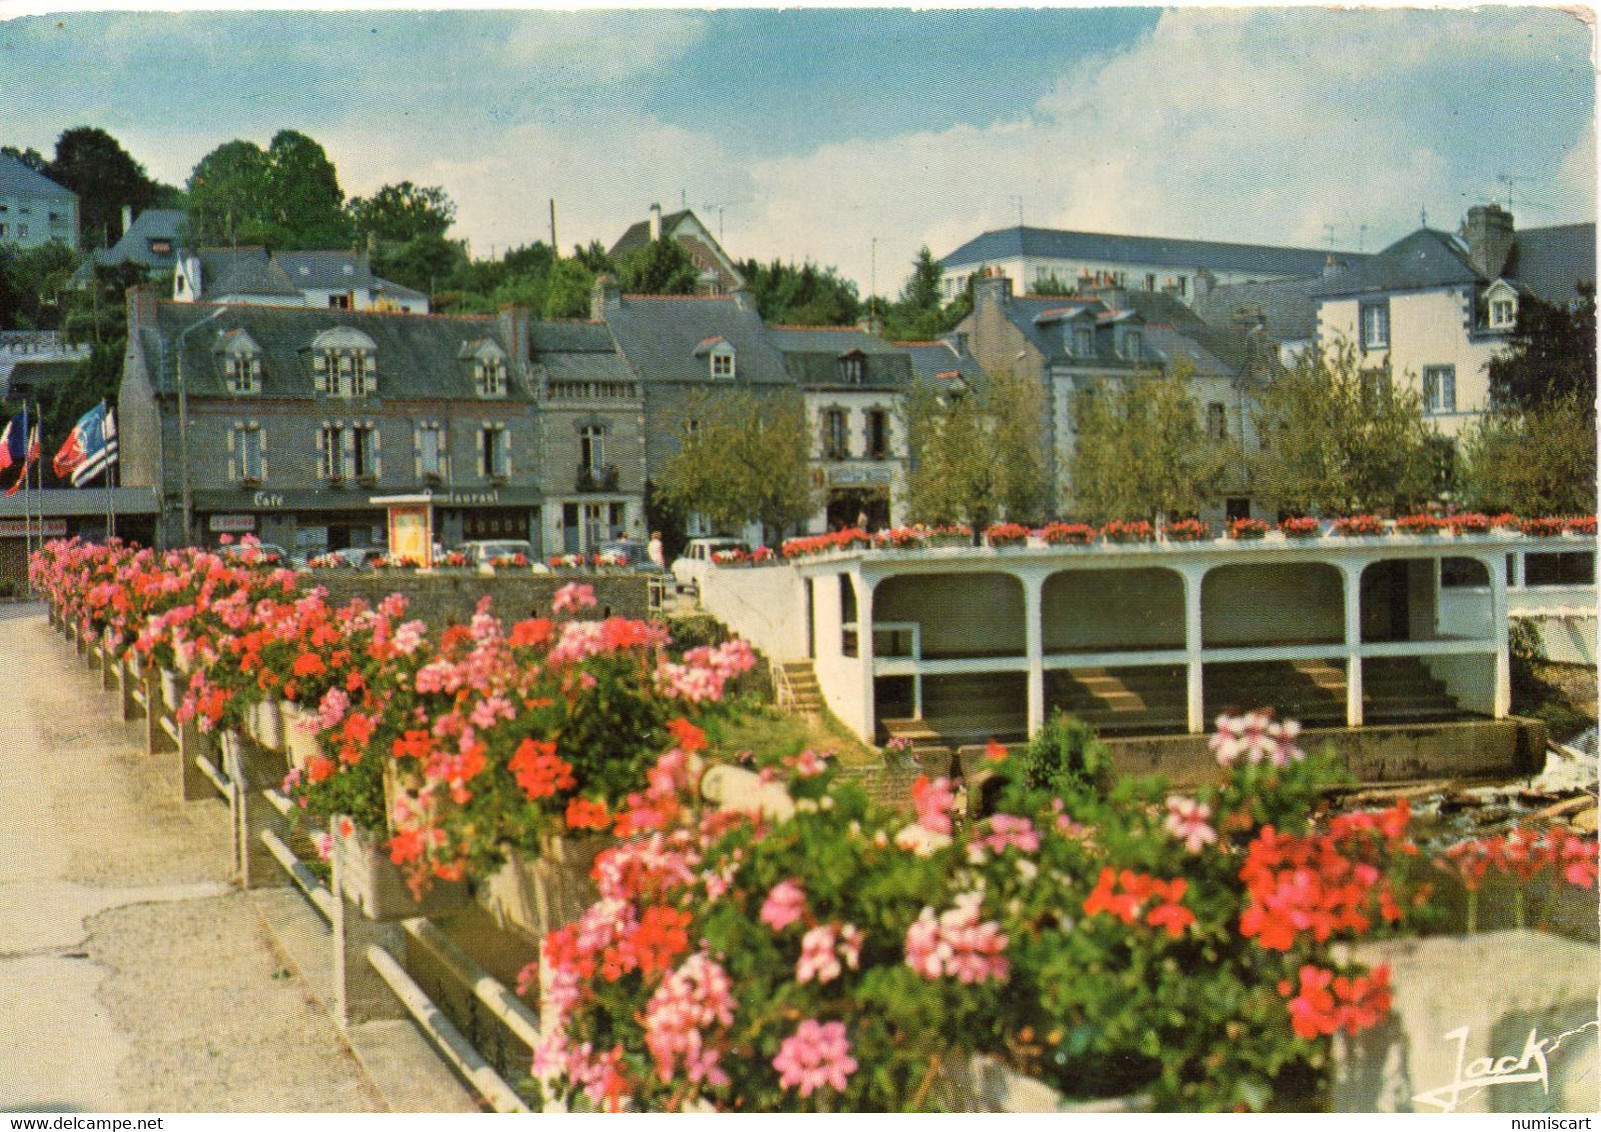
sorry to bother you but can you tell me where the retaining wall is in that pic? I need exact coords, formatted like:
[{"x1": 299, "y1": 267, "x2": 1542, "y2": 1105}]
[{"x1": 299, "y1": 571, "x2": 651, "y2": 628}]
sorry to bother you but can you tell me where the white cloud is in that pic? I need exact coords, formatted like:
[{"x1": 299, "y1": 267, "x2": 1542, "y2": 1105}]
[{"x1": 733, "y1": 7, "x2": 1595, "y2": 291}]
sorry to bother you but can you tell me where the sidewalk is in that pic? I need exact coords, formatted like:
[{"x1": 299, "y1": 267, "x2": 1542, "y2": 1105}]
[{"x1": 0, "y1": 603, "x2": 400, "y2": 1112}]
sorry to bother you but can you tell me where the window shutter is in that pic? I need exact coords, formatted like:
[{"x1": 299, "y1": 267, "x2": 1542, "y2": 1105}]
[
  {"x1": 258, "y1": 423, "x2": 268, "y2": 480},
  {"x1": 476, "y1": 427, "x2": 486, "y2": 478},
  {"x1": 413, "y1": 425, "x2": 422, "y2": 480},
  {"x1": 372, "y1": 423, "x2": 382, "y2": 480},
  {"x1": 226, "y1": 425, "x2": 237, "y2": 482},
  {"x1": 365, "y1": 350, "x2": 376, "y2": 394},
  {"x1": 313, "y1": 352, "x2": 328, "y2": 394},
  {"x1": 316, "y1": 423, "x2": 327, "y2": 477},
  {"x1": 500, "y1": 427, "x2": 511, "y2": 476}
]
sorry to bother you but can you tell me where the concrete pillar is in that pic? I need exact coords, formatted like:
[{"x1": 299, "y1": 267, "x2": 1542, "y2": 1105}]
[
  {"x1": 1181, "y1": 566, "x2": 1205, "y2": 733},
  {"x1": 1022, "y1": 570, "x2": 1045, "y2": 737},
  {"x1": 223, "y1": 733, "x2": 289, "y2": 890},
  {"x1": 118, "y1": 659, "x2": 141, "y2": 722},
  {"x1": 1343, "y1": 563, "x2": 1365, "y2": 728},
  {"x1": 332, "y1": 849, "x2": 406, "y2": 1030},
  {"x1": 852, "y1": 572, "x2": 876, "y2": 741},
  {"x1": 143, "y1": 673, "x2": 176, "y2": 756},
  {"x1": 1489, "y1": 552, "x2": 1512, "y2": 718},
  {"x1": 179, "y1": 719, "x2": 216, "y2": 802}
]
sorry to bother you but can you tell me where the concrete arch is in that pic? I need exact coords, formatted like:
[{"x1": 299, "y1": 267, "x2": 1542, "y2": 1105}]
[
  {"x1": 1201, "y1": 561, "x2": 1344, "y2": 648},
  {"x1": 1041, "y1": 566, "x2": 1185, "y2": 654},
  {"x1": 874, "y1": 571, "x2": 1025, "y2": 659}
]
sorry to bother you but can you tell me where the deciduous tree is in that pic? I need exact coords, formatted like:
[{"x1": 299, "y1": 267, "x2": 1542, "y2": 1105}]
[
  {"x1": 1069, "y1": 366, "x2": 1228, "y2": 523},
  {"x1": 184, "y1": 131, "x2": 351, "y2": 250},
  {"x1": 660, "y1": 388, "x2": 815, "y2": 546},
  {"x1": 45, "y1": 127, "x2": 174, "y2": 248},
  {"x1": 1488, "y1": 284, "x2": 1596, "y2": 414},
  {"x1": 1459, "y1": 392, "x2": 1597, "y2": 515},
  {"x1": 1250, "y1": 342, "x2": 1438, "y2": 515},
  {"x1": 616, "y1": 237, "x2": 698, "y2": 295},
  {"x1": 904, "y1": 366, "x2": 1050, "y2": 532},
  {"x1": 348, "y1": 181, "x2": 456, "y2": 244}
]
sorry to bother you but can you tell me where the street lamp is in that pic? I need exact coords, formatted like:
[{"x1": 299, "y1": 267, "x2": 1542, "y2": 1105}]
[{"x1": 174, "y1": 305, "x2": 229, "y2": 546}]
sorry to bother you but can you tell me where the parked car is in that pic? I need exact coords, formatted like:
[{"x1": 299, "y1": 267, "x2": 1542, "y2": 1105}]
[
  {"x1": 461, "y1": 540, "x2": 550, "y2": 571},
  {"x1": 598, "y1": 538, "x2": 666, "y2": 574},
  {"x1": 220, "y1": 541, "x2": 290, "y2": 565},
  {"x1": 671, "y1": 537, "x2": 749, "y2": 590}
]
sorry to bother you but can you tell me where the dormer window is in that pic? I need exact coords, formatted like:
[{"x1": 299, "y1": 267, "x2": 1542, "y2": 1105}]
[
  {"x1": 1485, "y1": 282, "x2": 1519, "y2": 332},
  {"x1": 217, "y1": 330, "x2": 264, "y2": 395},
  {"x1": 839, "y1": 352, "x2": 864, "y2": 385},
  {"x1": 1072, "y1": 326, "x2": 1093, "y2": 357},
  {"x1": 309, "y1": 327, "x2": 378, "y2": 397},
  {"x1": 1121, "y1": 328, "x2": 1143, "y2": 361},
  {"x1": 711, "y1": 348, "x2": 735, "y2": 380}
]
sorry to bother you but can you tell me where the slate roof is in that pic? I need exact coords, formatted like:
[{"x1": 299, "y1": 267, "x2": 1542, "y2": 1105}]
[
  {"x1": 1117, "y1": 289, "x2": 1253, "y2": 375},
  {"x1": 0, "y1": 154, "x2": 75, "y2": 201},
  {"x1": 144, "y1": 303, "x2": 632, "y2": 402},
  {"x1": 1310, "y1": 229, "x2": 1481, "y2": 298},
  {"x1": 273, "y1": 250, "x2": 375, "y2": 291},
  {"x1": 894, "y1": 340, "x2": 988, "y2": 388},
  {"x1": 995, "y1": 295, "x2": 1167, "y2": 368},
  {"x1": 942, "y1": 225, "x2": 1345, "y2": 278},
  {"x1": 1193, "y1": 274, "x2": 1323, "y2": 343},
  {"x1": 85, "y1": 208, "x2": 184, "y2": 274},
  {"x1": 1502, "y1": 224, "x2": 1596, "y2": 305},
  {"x1": 767, "y1": 326, "x2": 913, "y2": 390},
  {"x1": 600, "y1": 295, "x2": 790, "y2": 385},
  {"x1": 194, "y1": 248, "x2": 301, "y2": 299}
]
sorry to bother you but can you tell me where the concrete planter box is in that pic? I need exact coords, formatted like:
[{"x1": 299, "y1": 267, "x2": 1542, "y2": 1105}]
[
  {"x1": 333, "y1": 821, "x2": 468, "y2": 922},
  {"x1": 477, "y1": 836, "x2": 605, "y2": 945},
  {"x1": 940, "y1": 1054, "x2": 1151, "y2": 1113},
  {"x1": 247, "y1": 697, "x2": 286, "y2": 753},
  {"x1": 159, "y1": 667, "x2": 185, "y2": 714},
  {"x1": 282, "y1": 702, "x2": 322, "y2": 771}
]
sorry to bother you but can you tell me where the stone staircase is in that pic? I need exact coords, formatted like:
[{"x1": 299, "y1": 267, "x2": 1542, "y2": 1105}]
[
  {"x1": 1204, "y1": 656, "x2": 1462, "y2": 726},
  {"x1": 777, "y1": 660, "x2": 825, "y2": 717},
  {"x1": 1048, "y1": 665, "x2": 1188, "y2": 735}
]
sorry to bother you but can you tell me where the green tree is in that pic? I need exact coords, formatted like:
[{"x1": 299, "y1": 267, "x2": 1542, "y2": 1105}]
[
  {"x1": 371, "y1": 230, "x2": 468, "y2": 298},
  {"x1": 1251, "y1": 342, "x2": 1438, "y2": 515},
  {"x1": 184, "y1": 131, "x2": 351, "y2": 249},
  {"x1": 616, "y1": 238, "x2": 698, "y2": 295},
  {"x1": 0, "y1": 242, "x2": 81, "y2": 330},
  {"x1": 737, "y1": 258, "x2": 861, "y2": 326},
  {"x1": 1459, "y1": 392, "x2": 1597, "y2": 515},
  {"x1": 881, "y1": 246, "x2": 969, "y2": 341},
  {"x1": 1070, "y1": 366, "x2": 1228, "y2": 523},
  {"x1": 2, "y1": 145, "x2": 47, "y2": 173},
  {"x1": 44, "y1": 127, "x2": 174, "y2": 248},
  {"x1": 543, "y1": 257, "x2": 597, "y2": 320},
  {"x1": 348, "y1": 181, "x2": 456, "y2": 244},
  {"x1": 571, "y1": 240, "x2": 614, "y2": 276},
  {"x1": 1487, "y1": 284, "x2": 1596, "y2": 413},
  {"x1": 660, "y1": 388, "x2": 815, "y2": 546},
  {"x1": 904, "y1": 367, "x2": 1050, "y2": 532}
]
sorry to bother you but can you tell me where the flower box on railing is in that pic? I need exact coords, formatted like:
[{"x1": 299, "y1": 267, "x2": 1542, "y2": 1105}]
[
  {"x1": 1330, "y1": 515, "x2": 1384, "y2": 537},
  {"x1": 1227, "y1": 518, "x2": 1271, "y2": 540},
  {"x1": 1395, "y1": 514, "x2": 1449, "y2": 536},
  {"x1": 1038, "y1": 522, "x2": 1097, "y2": 546},
  {"x1": 477, "y1": 835, "x2": 605, "y2": 943},
  {"x1": 1446, "y1": 512, "x2": 1491, "y2": 535},
  {"x1": 985, "y1": 523, "x2": 1031, "y2": 548},
  {"x1": 247, "y1": 697, "x2": 286, "y2": 753},
  {"x1": 1165, "y1": 519, "x2": 1212, "y2": 543},
  {"x1": 1566, "y1": 515, "x2": 1597, "y2": 536},
  {"x1": 1518, "y1": 516, "x2": 1567, "y2": 538},
  {"x1": 334, "y1": 820, "x2": 468, "y2": 922},
  {"x1": 872, "y1": 528, "x2": 925, "y2": 551},
  {"x1": 1279, "y1": 517, "x2": 1321, "y2": 539},
  {"x1": 1101, "y1": 519, "x2": 1154, "y2": 544}
]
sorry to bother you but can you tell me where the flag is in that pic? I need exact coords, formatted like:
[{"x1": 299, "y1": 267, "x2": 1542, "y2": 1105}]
[
  {"x1": 0, "y1": 411, "x2": 26, "y2": 475},
  {"x1": 54, "y1": 402, "x2": 118, "y2": 487},
  {"x1": 4, "y1": 425, "x2": 38, "y2": 496}
]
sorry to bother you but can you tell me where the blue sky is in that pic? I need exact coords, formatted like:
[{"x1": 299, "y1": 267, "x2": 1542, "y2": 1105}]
[{"x1": 1, "y1": 6, "x2": 1593, "y2": 293}]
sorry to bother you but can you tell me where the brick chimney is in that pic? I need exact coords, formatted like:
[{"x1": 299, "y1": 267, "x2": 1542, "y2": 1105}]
[
  {"x1": 649, "y1": 203, "x2": 663, "y2": 242},
  {"x1": 975, "y1": 272, "x2": 1013, "y2": 310},
  {"x1": 498, "y1": 304, "x2": 530, "y2": 369},
  {"x1": 1462, "y1": 204, "x2": 1515, "y2": 278},
  {"x1": 126, "y1": 285, "x2": 159, "y2": 330},
  {"x1": 590, "y1": 273, "x2": 622, "y2": 321}
]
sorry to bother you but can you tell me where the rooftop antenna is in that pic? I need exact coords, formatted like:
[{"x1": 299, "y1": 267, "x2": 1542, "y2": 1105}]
[
  {"x1": 1496, "y1": 173, "x2": 1533, "y2": 212},
  {"x1": 1323, "y1": 223, "x2": 1338, "y2": 252},
  {"x1": 702, "y1": 202, "x2": 726, "y2": 244},
  {"x1": 870, "y1": 237, "x2": 878, "y2": 311},
  {"x1": 681, "y1": 188, "x2": 688, "y2": 210},
  {"x1": 1420, "y1": 204, "x2": 1428, "y2": 229},
  {"x1": 1359, "y1": 224, "x2": 1368, "y2": 253},
  {"x1": 1008, "y1": 194, "x2": 1025, "y2": 228}
]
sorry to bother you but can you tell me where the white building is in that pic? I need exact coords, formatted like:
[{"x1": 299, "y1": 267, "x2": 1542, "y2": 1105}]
[
  {"x1": 0, "y1": 153, "x2": 77, "y2": 251},
  {"x1": 174, "y1": 248, "x2": 429, "y2": 313}
]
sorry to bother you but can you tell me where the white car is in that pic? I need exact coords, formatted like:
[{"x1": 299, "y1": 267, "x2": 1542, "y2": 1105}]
[
  {"x1": 461, "y1": 540, "x2": 551, "y2": 571},
  {"x1": 670, "y1": 538, "x2": 749, "y2": 590}
]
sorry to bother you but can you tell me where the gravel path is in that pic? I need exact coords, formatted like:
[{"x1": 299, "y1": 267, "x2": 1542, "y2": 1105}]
[{"x1": 0, "y1": 604, "x2": 382, "y2": 1112}]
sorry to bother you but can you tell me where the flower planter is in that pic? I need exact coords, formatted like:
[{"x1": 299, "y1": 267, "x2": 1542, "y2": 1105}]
[
  {"x1": 249, "y1": 697, "x2": 286, "y2": 753},
  {"x1": 282, "y1": 702, "x2": 322, "y2": 772},
  {"x1": 160, "y1": 667, "x2": 184, "y2": 714},
  {"x1": 941, "y1": 1054, "x2": 1152, "y2": 1113},
  {"x1": 334, "y1": 820, "x2": 468, "y2": 922},
  {"x1": 477, "y1": 836, "x2": 605, "y2": 944}
]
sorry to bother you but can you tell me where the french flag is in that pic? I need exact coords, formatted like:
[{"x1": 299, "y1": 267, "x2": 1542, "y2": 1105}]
[{"x1": 4, "y1": 425, "x2": 38, "y2": 497}]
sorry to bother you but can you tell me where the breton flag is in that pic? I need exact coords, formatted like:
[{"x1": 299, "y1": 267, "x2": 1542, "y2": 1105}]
[
  {"x1": 0, "y1": 411, "x2": 27, "y2": 475},
  {"x1": 53, "y1": 401, "x2": 118, "y2": 487},
  {"x1": 4, "y1": 424, "x2": 39, "y2": 496}
]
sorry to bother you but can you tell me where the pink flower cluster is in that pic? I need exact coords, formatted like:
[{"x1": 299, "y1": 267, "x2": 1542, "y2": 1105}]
[
  {"x1": 656, "y1": 638, "x2": 757, "y2": 703},
  {"x1": 978, "y1": 813, "x2": 1039, "y2": 855},
  {"x1": 1209, "y1": 711, "x2": 1304, "y2": 768},
  {"x1": 760, "y1": 879, "x2": 807, "y2": 931},
  {"x1": 1165, "y1": 795, "x2": 1218, "y2": 853},
  {"x1": 644, "y1": 951, "x2": 738, "y2": 1086},
  {"x1": 904, "y1": 890, "x2": 1009, "y2": 984},
  {"x1": 911, "y1": 775, "x2": 958, "y2": 834},
  {"x1": 772, "y1": 1020, "x2": 858, "y2": 1097},
  {"x1": 795, "y1": 922, "x2": 863, "y2": 985}
]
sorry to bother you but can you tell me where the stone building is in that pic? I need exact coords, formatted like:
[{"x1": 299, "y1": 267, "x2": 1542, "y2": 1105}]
[{"x1": 116, "y1": 289, "x2": 643, "y2": 555}]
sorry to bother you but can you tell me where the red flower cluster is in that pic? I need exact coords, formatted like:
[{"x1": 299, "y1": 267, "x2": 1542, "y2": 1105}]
[
  {"x1": 985, "y1": 523, "x2": 1032, "y2": 548},
  {"x1": 1083, "y1": 867, "x2": 1196, "y2": 938},
  {"x1": 1227, "y1": 518, "x2": 1271, "y2": 539},
  {"x1": 509, "y1": 738, "x2": 576, "y2": 799},
  {"x1": 1101, "y1": 519, "x2": 1155, "y2": 543},
  {"x1": 781, "y1": 528, "x2": 870, "y2": 559},
  {"x1": 1279, "y1": 516, "x2": 1321, "y2": 538},
  {"x1": 1439, "y1": 825, "x2": 1598, "y2": 892},
  {"x1": 1330, "y1": 515, "x2": 1383, "y2": 536},
  {"x1": 1164, "y1": 518, "x2": 1212, "y2": 542},
  {"x1": 1279, "y1": 964, "x2": 1393, "y2": 1039},
  {"x1": 1038, "y1": 521, "x2": 1098, "y2": 546}
]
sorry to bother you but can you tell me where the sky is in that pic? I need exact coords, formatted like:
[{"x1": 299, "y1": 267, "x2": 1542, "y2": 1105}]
[{"x1": 0, "y1": 5, "x2": 1594, "y2": 296}]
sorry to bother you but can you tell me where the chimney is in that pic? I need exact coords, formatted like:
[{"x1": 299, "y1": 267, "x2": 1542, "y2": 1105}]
[
  {"x1": 975, "y1": 273, "x2": 1013, "y2": 310},
  {"x1": 127, "y1": 285, "x2": 159, "y2": 330},
  {"x1": 499, "y1": 305, "x2": 530, "y2": 370},
  {"x1": 591, "y1": 273, "x2": 622, "y2": 321},
  {"x1": 1462, "y1": 204, "x2": 1515, "y2": 278},
  {"x1": 1195, "y1": 267, "x2": 1216, "y2": 298},
  {"x1": 1323, "y1": 254, "x2": 1344, "y2": 278},
  {"x1": 121, "y1": 205, "x2": 133, "y2": 239},
  {"x1": 649, "y1": 203, "x2": 663, "y2": 242}
]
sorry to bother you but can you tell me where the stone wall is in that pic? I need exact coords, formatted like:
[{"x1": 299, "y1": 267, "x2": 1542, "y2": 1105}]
[{"x1": 299, "y1": 570, "x2": 651, "y2": 628}]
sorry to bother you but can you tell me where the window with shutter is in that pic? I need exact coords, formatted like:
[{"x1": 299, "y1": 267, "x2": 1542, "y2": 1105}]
[{"x1": 227, "y1": 425, "x2": 237, "y2": 482}]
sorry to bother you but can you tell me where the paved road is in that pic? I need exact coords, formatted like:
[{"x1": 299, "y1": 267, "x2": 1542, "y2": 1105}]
[{"x1": 0, "y1": 604, "x2": 384, "y2": 1113}]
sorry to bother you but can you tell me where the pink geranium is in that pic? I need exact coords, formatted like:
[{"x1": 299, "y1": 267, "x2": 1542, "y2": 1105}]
[
  {"x1": 760, "y1": 878, "x2": 807, "y2": 932},
  {"x1": 772, "y1": 1020, "x2": 858, "y2": 1097},
  {"x1": 1164, "y1": 795, "x2": 1218, "y2": 853},
  {"x1": 911, "y1": 775, "x2": 958, "y2": 834}
]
